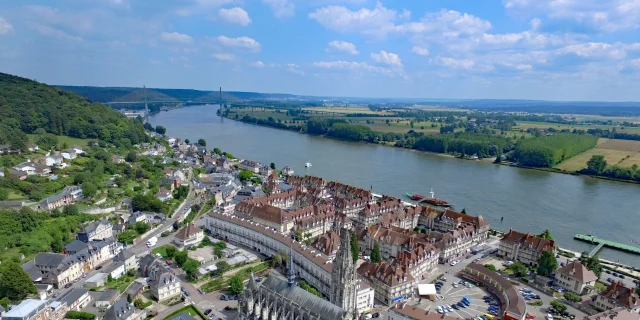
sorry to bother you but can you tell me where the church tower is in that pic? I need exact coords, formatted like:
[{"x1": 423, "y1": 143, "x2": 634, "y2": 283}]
[{"x1": 330, "y1": 229, "x2": 358, "y2": 316}]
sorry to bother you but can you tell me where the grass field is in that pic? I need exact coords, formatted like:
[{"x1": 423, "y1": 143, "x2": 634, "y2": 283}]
[
  {"x1": 302, "y1": 106, "x2": 391, "y2": 115},
  {"x1": 555, "y1": 138, "x2": 640, "y2": 171},
  {"x1": 409, "y1": 104, "x2": 469, "y2": 112},
  {"x1": 163, "y1": 305, "x2": 206, "y2": 320},
  {"x1": 513, "y1": 121, "x2": 640, "y2": 134},
  {"x1": 151, "y1": 244, "x2": 175, "y2": 258},
  {"x1": 27, "y1": 134, "x2": 93, "y2": 147},
  {"x1": 7, "y1": 190, "x2": 27, "y2": 200}
]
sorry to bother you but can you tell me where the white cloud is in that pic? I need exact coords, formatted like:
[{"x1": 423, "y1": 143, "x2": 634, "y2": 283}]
[
  {"x1": 287, "y1": 63, "x2": 304, "y2": 75},
  {"x1": 219, "y1": 7, "x2": 251, "y2": 26},
  {"x1": 370, "y1": 50, "x2": 403, "y2": 68},
  {"x1": 503, "y1": 0, "x2": 640, "y2": 33},
  {"x1": 263, "y1": 0, "x2": 295, "y2": 18},
  {"x1": 249, "y1": 61, "x2": 265, "y2": 68},
  {"x1": 417, "y1": 9, "x2": 492, "y2": 37},
  {"x1": 631, "y1": 58, "x2": 640, "y2": 68},
  {"x1": 217, "y1": 35, "x2": 261, "y2": 52},
  {"x1": 309, "y1": 2, "x2": 400, "y2": 37},
  {"x1": 440, "y1": 57, "x2": 476, "y2": 69},
  {"x1": 161, "y1": 32, "x2": 194, "y2": 44},
  {"x1": 176, "y1": 0, "x2": 235, "y2": 16},
  {"x1": 556, "y1": 43, "x2": 626, "y2": 59},
  {"x1": 412, "y1": 46, "x2": 429, "y2": 56},
  {"x1": 213, "y1": 53, "x2": 235, "y2": 60},
  {"x1": 326, "y1": 41, "x2": 359, "y2": 55},
  {"x1": 313, "y1": 60, "x2": 393, "y2": 75},
  {"x1": 0, "y1": 17, "x2": 13, "y2": 35}
]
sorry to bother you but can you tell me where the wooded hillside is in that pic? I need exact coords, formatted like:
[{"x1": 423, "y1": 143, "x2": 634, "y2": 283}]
[
  {"x1": 513, "y1": 134, "x2": 598, "y2": 167},
  {"x1": 0, "y1": 73, "x2": 148, "y2": 151}
]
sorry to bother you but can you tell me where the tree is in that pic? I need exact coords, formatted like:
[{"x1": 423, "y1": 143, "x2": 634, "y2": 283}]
[
  {"x1": 586, "y1": 155, "x2": 607, "y2": 174},
  {"x1": 82, "y1": 181, "x2": 97, "y2": 198},
  {"x1": 165, "y1": 246, "x2": 177, "y2": 258},
  {"x1": 0, "y1": 188, "x2": 9, "y2": 201},
  {"x1": 537, "y1": 250, "x2": 558, "y2": 276},
  {"x1": 580, "y1": 253, "x2": 603, "y2": 278},
  {"x1": 484, "y1": 264, "x2": 497, "y2": 271},
  {"x1": 183, "y1": 259, "x2": 199, "y2": 279},
  {"x1": 126, "y1": 151, "x2": 137, "y2": 163},
  {"x1": 214, "y1": 247, "x2": 224, "y2": 258},
  {"x1": 174, "y1": 250, "x2": 188, "y2": 267},
  {"x1": 213, "y1": 148, "x2": 222, "y2": 155},
  {"x1": 238, "y1": 170, "x2": 254, "y2": 181},
  {"x1": 215, "y1": 261, "x2": 231, "y2": 276},
  {"x1": 63, "y1": 205, "x2": 80, "y2": 215},
  {"x1": 270, "y1": 162, "x2": 276, "y2": 170},
  {"x1": 135, "y1": 221, "x2": 150, "y2": 234},
  {"x1": 51, "y1": 238, "x2": 65, "y2": 252},
  {"x1": 550, "y1": 300, "x2": 567, "y2": 313},
  {"x1": 229, "y1": 275, "x2": 244, "y2": 295},
  {"x1": 155, "y1": 126, "x2": 166, "y2": 135},
  {"x1": 508, "y1": 262, "x2": 528, "y2": 277},
  {"x1": 351, "y1": 231, "x2": 359, "y2": 263},
  {"x1": 537, "y1": 229, "x2": 553, "y2": 240},
  {"x1": 108, "y1": 274, "x2": 114, "y2": 282},
  {"x1": 118, "y1": 230, "x2": 138, "y2": 243},
  {"x1": 127, "y1": 294, "x2": 132, "y2": 303},
  {"x1": 134, "y1": 298, "x2": 145, "y2": 309},
  {"x1": 184, "y1": 139, "x2": 190, "y2": 144},
  {"x1": 0, "y1": 261, "x2": 37, "y2": 301},
  {"x1": 197, "y1": 139, "x2": 206, "y2": 147},
  {"x1": 371, "y1": 241, "x2": 381, "y2": 263}
]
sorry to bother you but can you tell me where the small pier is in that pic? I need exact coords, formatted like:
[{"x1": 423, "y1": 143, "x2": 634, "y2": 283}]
[{"x1": 574, "y1": 234, "x2": 640, "y2": 255}]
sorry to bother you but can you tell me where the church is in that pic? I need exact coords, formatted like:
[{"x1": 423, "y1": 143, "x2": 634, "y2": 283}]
[{"x1": 238, "y1": 229, "x2": 359, "y2": 320}]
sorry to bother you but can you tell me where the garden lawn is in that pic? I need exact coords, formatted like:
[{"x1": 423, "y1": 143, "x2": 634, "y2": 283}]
[{"x1": 163, "y1": 305, "x2": 206, "y2": 319}]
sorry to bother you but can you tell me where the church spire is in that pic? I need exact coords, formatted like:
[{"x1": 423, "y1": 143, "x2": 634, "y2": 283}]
[{"x1": 287, "y1": 243, "x2": 295, "y2": 287}]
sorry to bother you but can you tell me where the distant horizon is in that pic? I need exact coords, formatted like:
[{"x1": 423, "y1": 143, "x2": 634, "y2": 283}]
[{"x1": 54, "y1": 82, "x2": 640, "y2": 104}]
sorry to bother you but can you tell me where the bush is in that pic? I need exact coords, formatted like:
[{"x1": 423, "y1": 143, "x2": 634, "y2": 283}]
[
  {"x1": 65, "y1": 311, "x2": 96, "y2": 319},
  {"x1": 484, "y1": 264, "x2": 497, "y2": 271},
  {"x1": 564, "y1": 291, "x2": 582, "y2": 303},
  {"x1": 528, "y1": 301, "x2": 543, "y2": 306},
  {"x1": 550, "y1": 300, "x2": 567, "y2": 313}
]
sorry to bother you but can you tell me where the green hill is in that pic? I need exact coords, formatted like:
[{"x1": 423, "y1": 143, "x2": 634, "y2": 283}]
[
  {"x1": 0, "y1": 72, "x2": 148, "y2": 151},
  {"x1": 55, "y1": 86, "x2": 136, "y2": 103},
  {"x1": 114, "y1": 88, "x2": 178, "y2": 103}
]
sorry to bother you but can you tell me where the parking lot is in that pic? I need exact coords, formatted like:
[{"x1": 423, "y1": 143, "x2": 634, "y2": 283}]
[{"x1": 409, "y1": 274, "x2": 502, "y2": 320}]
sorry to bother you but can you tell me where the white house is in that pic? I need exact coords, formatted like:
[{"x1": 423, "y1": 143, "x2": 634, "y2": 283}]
[
  {"x1": 71, "y1": 146, "x2": 85, "y2": 155},
  {"x1": 13, "y1": 162, "x2": 36, "y2": 175},
  {"x1": 61, "y1": 149, "x2": 77, "y2": 160},
  {"x1": 174, "y1": 223, "x2": 204, "y2": 248},
  {"x1": 110, "y1": 262, "x2": 126, "y2": 280}
]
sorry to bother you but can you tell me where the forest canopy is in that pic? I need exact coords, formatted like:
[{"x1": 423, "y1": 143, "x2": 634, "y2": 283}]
[{"x1": 0, "y1": 73, "x2": 148, "y2": 151}]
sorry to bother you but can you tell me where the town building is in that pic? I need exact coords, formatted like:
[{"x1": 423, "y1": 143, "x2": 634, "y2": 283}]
[
  {"x1": 461, "y1": 263, "x2": 527, "y2": 320},
  {"x1": 585, "y1": 307, "x2": 640, "y2": 320},
  {"x1": 1, "y1": 299, "x2": 52, "y2": 320},
  {"x1": 593, "y1": 281, "x2": 640, "y2": 311},
  {"x1": 498, "y1": 229, "x2": 556, "y2": 265},
  {"x1": 38, "y1": 192, "x2": 74, "y2": 210},
  {"x1": 239, "y1": 271, "x2": 354, "y2": 320},
  {"x1": 155, "y1": 187, "x2": 172, "y2": 201},
  {"x1": 22, "y1": 253, "x2": 83, "y2": 289},
  {"x1": 282, "y1": 166, "x2": 294, "y2": 176},
  {"x1": 173, "y1": 223, "x2": 204, "y2": 248},
  {"x1": 555, "y1": 260, "x2": 598, "y2": 295},
  {"x1": 356, "y1": 280, "x2": 375, "y2": 314},
  {"x1": 57, "y1": 288, "x2": 92, "y2": 311},
  {"x1": 357, "y1": 260, "x2": 416, "y2": 306},
  {"x1": 139, "y1": 254, "x2": 181, "y2": 302},
  {"x1": 76, "y1": 219, "x2": 113, "y2": 242},
  {"x1": 238, "y1": 159, "x2": 262, "y2": 173},
  {"x1": 103, "y1": 299, "x2": 145, "y2": 320},
  {"x1": 387, "y1": 303, "x2": 460, "y2": 320},
  {"x1": 95, "y1": 289, "x2": 120, "y2": 311},
  {"x1": 114, "y1": 249, "x2": 139, "y2": 272},
  {"x1": 205, "y1": 212, "x2": 334, "y2": 296},
  {"x1": 312, "y1": 231, "x2": 341, "y2": 258}
]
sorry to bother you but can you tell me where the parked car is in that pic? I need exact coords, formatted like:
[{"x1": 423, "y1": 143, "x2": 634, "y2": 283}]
[
  {"x1": 605, "y1": 270, "x2": 611, "y2": 274},
  {"x1": 618, "y1": 274, "x2": 625, "y2": 279},
  {"x1": 64, "y1": 283, "x2": 73, "y2": 288},
  {"x1": 372, "y1": 313, "x2": 380, "y2": 318},
  {"x1": 204, "y1": 309, "x2": 212, "y2": 315},
  {"x1": 220, "y1": 295, "x2": 227, "y2": 301},
  {"x1": 95, "y1": 266, "x2": 103, "y2": 270},
  {"x1": 526, "y1": 314, "x2": 536, "y2": 319}
]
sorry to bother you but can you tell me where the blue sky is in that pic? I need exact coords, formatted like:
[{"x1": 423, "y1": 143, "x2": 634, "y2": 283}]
[{"x1": 1, "y1": 0, "x2": 640, "y2": 101}]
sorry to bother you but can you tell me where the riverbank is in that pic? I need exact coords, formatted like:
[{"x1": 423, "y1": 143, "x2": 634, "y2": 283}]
[
  {"x1": 150, "y1": 104, "x2": 640, "y2": 266},
  {"x1": 225, "y1": 114, "x2": 640, "y2": 186}
]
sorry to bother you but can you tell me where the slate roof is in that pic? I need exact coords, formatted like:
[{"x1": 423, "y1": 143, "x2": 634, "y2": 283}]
[
  {"x1": 65, "y1": 240, "x2": 89, "y2": 253},
  {"x1": 557, "y1": 260, "x2": 598, "y2": 283},
  {"x1": 104, "y1": 299, "x2": 138, "y2": 320},
  {"x1": 97, "y1": 289, "x2": 120, "y2": 302},
  {"x1": 175, "y1": 223, "x2": 202, "y2": 240},
  {"x1": 259, "y1": 273, "x2": 348, "y2": 320},
  {"x1": 116, "y1": 249, "x2": 135, "y2": 261},
  {"x1": 57, "y1": 288, "x2": 88, "y2": 306},
  {"x1": 80, "y1": 219, "x2": 110, "y2": 233}
]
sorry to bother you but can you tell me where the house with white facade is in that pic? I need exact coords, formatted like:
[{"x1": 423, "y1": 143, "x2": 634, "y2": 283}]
[
  {"x1": 174, "y1": 223, "x2": 204, "y2": 248},
  {"x1": 555, "y1": 260, "x2": 598, "y2": 295}
]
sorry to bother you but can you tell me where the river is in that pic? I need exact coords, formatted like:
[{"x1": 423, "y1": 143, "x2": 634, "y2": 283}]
[{"x1": 150, "y1": 104, "x2": 640, "y2": 266}]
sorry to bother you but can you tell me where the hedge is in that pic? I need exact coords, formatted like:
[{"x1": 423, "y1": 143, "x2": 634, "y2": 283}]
[{"x1": 65, "y1": 311, "x2": 96, "y2": 319}]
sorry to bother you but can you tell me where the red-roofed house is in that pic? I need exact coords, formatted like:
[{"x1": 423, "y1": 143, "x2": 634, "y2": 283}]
[
  {"x1": 499, "y1": 229, "x2": 556, "y2": 265},
  {"x1": 593, "y1": 281, "x2": 640, "y2": 312},
  {"x1": 555, "y1": 260, "x2": 598, "y2": 295}
]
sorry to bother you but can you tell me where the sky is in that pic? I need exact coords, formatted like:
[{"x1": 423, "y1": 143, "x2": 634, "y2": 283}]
[{"x1": 1, "y1": 0, "x2": 640, "y2": 101}]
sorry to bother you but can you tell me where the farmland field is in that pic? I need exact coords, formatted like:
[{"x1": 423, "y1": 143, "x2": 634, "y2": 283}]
[
  {"x1": 302, "y1": 106, "x2": 391, "y2": 115},
  {"x1": 555, "y1": 138, "x2": 640, "y2": 171},
  {"x1": 512, "y1": 121, "x2": 640, "y2": 134}
]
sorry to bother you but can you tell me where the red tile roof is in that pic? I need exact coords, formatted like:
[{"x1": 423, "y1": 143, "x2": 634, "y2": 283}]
[
  {"x1": 501, "y1": 229, "x2": 555, "y2": 252},
  {"x1": 557, "y1": 260, "x2": 598, "y2": 283}
]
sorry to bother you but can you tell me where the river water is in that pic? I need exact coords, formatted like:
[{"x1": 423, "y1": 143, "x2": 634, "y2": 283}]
[{"x1": 150, "y1": 105, "x2": 640, "y2": 266}]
